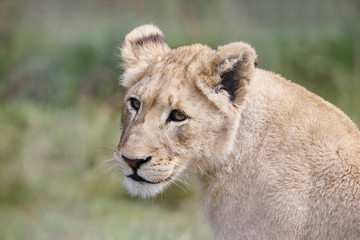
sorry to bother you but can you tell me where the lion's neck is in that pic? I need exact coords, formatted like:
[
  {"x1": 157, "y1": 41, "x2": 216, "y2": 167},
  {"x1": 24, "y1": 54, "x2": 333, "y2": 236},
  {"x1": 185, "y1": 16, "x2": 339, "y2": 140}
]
[
  {"x1": 197, "y1": 70, "x2": 279, "y2": 238},
  {"x1": 198, "y1": 73, "x2": 269, "y2": 183}
]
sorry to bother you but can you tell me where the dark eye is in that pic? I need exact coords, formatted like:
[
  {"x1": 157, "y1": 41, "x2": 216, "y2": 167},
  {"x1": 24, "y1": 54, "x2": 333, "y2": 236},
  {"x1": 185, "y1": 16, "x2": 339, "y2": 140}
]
[
  {"x1": 169, "y1": 110, "x2": 187, "y2": 122},
  {"x1": 129, "y1": 98, "x2": 141, "y2": 111}
]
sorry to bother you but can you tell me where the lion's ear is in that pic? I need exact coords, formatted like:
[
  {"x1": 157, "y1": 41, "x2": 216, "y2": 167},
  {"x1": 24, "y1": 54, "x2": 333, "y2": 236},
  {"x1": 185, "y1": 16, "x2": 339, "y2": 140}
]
[
  {"x1": 212, "y1": 42, "x2": 257, "y2": 102},
  {"x1": 120, "y1": 25, "x2": 170, "y2": 88}
]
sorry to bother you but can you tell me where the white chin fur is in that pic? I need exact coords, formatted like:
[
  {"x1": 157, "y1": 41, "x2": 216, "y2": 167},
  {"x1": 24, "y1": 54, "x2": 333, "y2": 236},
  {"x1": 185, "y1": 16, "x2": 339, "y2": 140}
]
[{"x1": 123, "y1": 177, "x2": 167, "y2": 198}]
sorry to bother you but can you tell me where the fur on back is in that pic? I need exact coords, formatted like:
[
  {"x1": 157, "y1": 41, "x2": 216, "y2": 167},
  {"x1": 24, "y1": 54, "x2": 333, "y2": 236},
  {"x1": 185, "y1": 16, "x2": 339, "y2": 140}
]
[{"x1": 114, "y1": 24, "x2": 360, "y2": 239}]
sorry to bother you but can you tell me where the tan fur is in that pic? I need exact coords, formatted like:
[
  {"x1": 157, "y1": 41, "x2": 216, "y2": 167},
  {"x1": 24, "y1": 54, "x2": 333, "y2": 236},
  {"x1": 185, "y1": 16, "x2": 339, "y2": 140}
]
[{"x1": 114, "y1": 25, "x2": 360, "y2": 239}]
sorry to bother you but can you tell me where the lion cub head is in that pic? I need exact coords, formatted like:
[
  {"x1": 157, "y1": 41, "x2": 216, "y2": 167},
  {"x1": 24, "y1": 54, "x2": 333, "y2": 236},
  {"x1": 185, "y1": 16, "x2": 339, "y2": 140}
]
[{"x1": 115, "y1": 25, "x2": 257, "y2": 198}]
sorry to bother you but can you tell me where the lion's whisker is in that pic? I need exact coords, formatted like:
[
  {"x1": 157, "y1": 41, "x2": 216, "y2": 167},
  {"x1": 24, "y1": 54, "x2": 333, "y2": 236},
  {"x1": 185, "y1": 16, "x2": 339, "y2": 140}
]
[
  {"x1": 174, "y1": 177, "x2": 192, "y2": 190},
  {"x1": 98, "y1": 145, "x2": 117, "y2": 152},
  {"x1": 169, "y1": 179, "x2": 189, "y2": 195},
  {"x1": 196, "y1": 162, "x2": 209, "y2": 178}
]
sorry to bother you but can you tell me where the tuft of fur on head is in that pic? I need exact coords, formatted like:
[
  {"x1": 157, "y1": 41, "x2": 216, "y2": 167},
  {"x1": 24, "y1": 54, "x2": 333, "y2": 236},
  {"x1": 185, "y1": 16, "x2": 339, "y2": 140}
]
[{"x1": 120, "y1": 24, "x2": 170, "y2": 88}]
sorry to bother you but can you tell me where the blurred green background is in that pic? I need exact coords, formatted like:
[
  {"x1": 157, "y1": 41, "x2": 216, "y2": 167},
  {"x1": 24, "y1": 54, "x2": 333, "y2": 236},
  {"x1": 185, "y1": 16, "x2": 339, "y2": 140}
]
[{"x1": 0, "y1": 0, "x2": 359, "y2": 239}]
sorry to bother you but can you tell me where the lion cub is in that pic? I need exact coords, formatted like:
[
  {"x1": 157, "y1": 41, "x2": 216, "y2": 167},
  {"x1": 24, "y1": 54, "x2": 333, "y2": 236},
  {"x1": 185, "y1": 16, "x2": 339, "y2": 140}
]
[{"x1": 114, "y1": 25, "x2": 360, "y2": 239}]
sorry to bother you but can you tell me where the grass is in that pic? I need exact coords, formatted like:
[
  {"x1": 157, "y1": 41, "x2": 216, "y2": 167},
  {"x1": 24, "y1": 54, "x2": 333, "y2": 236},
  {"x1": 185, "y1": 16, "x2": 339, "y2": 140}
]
[{"x1": 0, "y1": 100, "x2": 210, "y2": 240}]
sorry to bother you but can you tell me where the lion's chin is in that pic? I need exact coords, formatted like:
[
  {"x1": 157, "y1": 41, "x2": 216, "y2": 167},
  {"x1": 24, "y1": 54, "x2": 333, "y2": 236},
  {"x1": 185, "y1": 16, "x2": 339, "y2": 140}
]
[{"x1": 123, "y1": 177, "x2": 168, "y2": 198}]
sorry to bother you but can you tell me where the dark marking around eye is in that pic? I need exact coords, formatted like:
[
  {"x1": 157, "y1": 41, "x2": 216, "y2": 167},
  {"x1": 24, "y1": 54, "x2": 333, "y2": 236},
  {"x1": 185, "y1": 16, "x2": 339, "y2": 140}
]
[{"x1": 168, "y1": 110, "x2": 187, "y2": 122}]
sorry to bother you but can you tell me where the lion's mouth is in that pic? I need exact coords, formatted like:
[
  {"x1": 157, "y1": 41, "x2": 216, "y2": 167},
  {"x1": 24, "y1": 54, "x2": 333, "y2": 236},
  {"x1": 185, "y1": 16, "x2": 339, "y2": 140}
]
[
  {"x1": 127, "y1": 173, "x2": 157, "y2": 184},
  {"x1": 127, "y1": 173, "x2": 173, "y2": 184}
]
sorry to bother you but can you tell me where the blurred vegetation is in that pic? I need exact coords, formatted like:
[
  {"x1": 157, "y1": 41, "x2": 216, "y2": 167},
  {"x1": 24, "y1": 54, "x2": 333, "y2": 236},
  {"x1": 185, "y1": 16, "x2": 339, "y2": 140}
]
[{"x1": 0, "y1": 0, "x2": 359, "y2": 239}]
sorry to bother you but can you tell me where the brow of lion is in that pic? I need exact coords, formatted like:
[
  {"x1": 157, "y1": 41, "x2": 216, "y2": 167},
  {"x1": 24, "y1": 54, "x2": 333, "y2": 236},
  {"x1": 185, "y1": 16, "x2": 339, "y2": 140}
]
[{"x1": 183, "y1": 51, "x2": 201, "y2": 74}]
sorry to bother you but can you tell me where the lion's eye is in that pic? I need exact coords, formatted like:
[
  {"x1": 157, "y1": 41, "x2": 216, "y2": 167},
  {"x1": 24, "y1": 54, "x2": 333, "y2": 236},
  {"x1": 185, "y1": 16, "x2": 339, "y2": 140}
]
[
  {"x1": 169, "y1": 110, "x2": 187, "y2": 122},
  {"x1": 129, "y1": 98, "x2": 141, "y2": 111}
]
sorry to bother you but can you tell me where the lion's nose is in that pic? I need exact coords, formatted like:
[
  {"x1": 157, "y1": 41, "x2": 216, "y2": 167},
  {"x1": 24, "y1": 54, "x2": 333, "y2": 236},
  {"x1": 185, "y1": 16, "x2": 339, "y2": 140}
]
[{"x1": 122, "y1": 155, "x2": 152, "y2": 171}]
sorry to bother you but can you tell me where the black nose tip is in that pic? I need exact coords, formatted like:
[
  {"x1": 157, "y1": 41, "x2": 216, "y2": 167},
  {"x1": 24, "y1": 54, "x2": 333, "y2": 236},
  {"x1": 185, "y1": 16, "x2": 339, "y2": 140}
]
[{"x1": 122, "y1": 155, "x2": 151, "y2": 171}]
